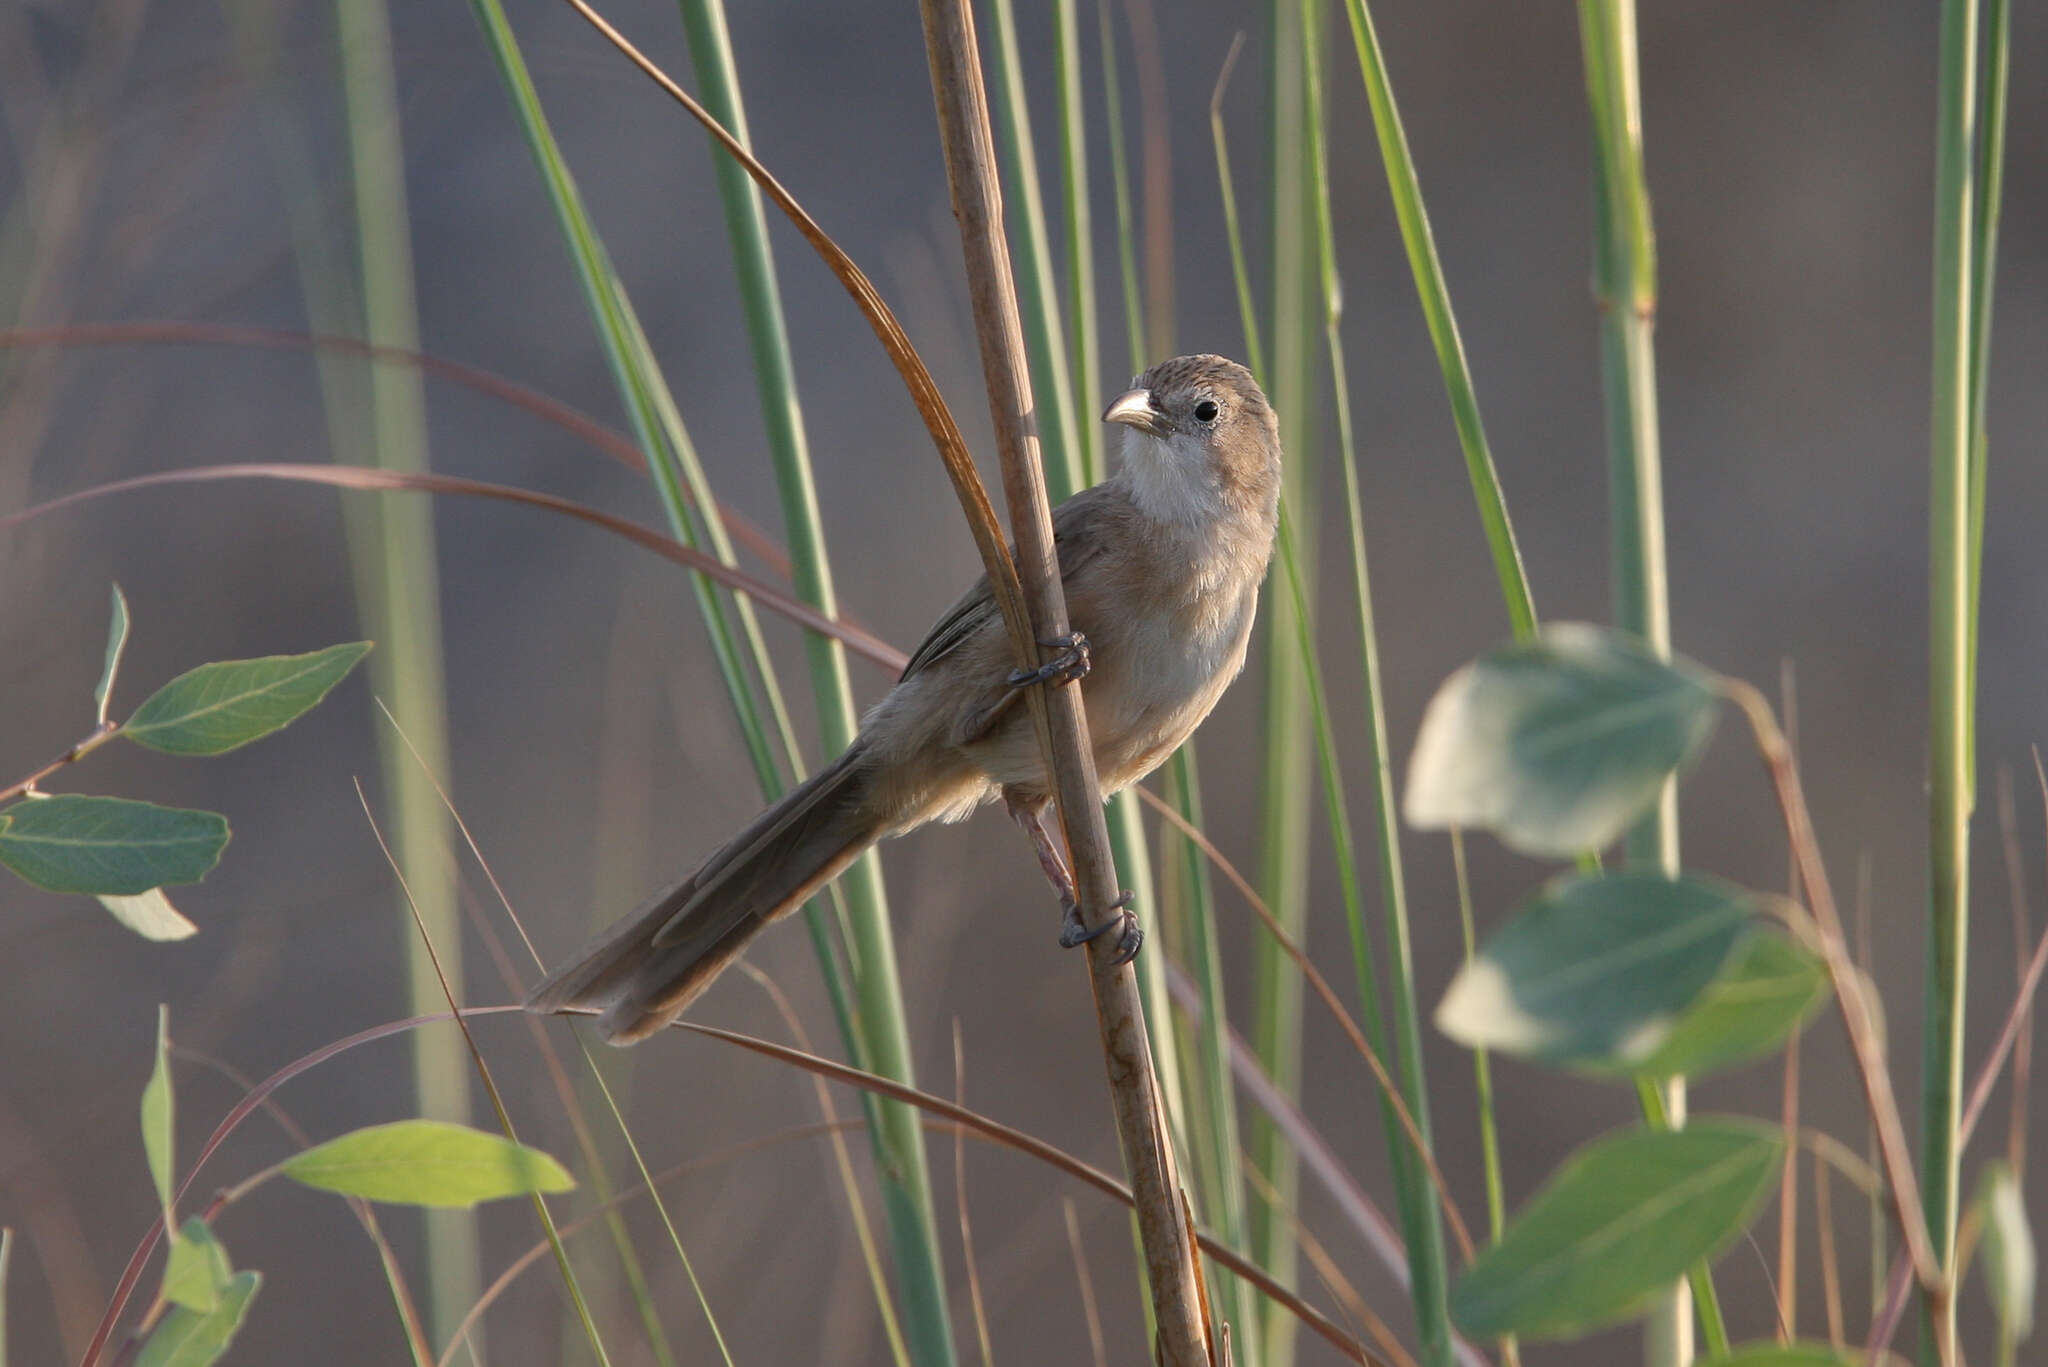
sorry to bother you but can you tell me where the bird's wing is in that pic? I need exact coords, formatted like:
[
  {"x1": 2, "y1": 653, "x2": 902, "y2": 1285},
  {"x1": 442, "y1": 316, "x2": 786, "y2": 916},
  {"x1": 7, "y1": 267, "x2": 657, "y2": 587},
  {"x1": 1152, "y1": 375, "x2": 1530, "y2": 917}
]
[{"x1": 896, "y1": 484, "x2": 1119, "y2": 683}]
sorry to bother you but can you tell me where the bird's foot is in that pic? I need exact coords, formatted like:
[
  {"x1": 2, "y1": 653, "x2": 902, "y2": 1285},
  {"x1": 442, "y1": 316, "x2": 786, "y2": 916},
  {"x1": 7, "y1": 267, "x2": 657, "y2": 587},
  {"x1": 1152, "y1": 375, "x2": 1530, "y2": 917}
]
[
  {"x1": 1059, "y1": 890, "x2": 1142, "y2": 967},
  {"x1": 1007, "y1": 631, "x2": 1091, "y2": 689}
]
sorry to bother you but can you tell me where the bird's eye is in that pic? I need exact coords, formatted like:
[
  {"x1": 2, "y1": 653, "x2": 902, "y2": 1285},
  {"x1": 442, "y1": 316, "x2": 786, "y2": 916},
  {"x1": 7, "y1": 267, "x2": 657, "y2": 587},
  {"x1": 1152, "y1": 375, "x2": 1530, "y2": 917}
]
[{"x1": 1194, "y1": 400, "x2": 1219, "y2": 423}]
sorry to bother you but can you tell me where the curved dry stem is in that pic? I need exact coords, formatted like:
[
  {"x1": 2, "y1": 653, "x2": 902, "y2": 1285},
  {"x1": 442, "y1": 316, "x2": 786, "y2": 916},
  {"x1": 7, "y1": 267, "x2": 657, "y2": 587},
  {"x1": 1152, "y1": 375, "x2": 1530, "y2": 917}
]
[
  {"x1": 0, "y1": 464, "x2": 904, "y2": 673},
  {"x1": 668, "y1": 1021, "x2": 1387, "y2": 1366},
  {"x1": 556, "y1": 0, "x2": 1034, "y2": 665},
  {"x1": 1720, "y1": 676, "x2": 1938, "y2": 1290},
  {"x1": 0, "y1": 320, "x2": 792, "y2": 575}
]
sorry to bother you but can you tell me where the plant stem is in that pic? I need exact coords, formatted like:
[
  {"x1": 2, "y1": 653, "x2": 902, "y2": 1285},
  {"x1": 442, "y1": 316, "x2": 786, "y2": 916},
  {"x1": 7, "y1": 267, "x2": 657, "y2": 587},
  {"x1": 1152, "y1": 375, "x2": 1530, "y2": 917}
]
[
  {"x1": 668, "y1": 3, "x2": 956, "y2": 1359},
  {"x1": 334, "y1": 3, "x2": 476, "y2": 1349},
  {"x1": 1925, "y1": 1, "x2": 1982, "y2": 1362},
  {"x1": 918, "y1": 1, "x2": 1211, "y2": 1358}
]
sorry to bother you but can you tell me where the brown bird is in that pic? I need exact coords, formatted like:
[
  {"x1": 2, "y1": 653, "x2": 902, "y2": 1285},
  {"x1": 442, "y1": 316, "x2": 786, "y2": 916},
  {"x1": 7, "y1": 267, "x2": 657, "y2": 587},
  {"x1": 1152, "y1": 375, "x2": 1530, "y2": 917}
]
[{"x1": 528, "y1": 354, "x2": 1282, "y2": 1042}]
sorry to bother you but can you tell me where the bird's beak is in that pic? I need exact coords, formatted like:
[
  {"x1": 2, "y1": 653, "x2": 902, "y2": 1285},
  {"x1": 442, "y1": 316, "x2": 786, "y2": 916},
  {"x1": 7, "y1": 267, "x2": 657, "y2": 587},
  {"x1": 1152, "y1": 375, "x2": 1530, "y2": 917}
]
[{"x1": 1102, "y1": 388, "x2": 1169, "y2": 438}]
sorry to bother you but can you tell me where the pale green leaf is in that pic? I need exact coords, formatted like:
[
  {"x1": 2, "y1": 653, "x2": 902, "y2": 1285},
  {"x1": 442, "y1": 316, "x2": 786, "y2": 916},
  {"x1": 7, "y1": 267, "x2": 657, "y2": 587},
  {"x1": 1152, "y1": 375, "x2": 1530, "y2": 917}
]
[
  {"x1": 1624, "y1": 931, "x2": 1829, "y2": 1080},
  {"x1": 122, "y1": 642, "x2": 372, "y2": 756},
  {"x1": 96, "y1": 584, "x2": 131, "y2": 725},
  {"x1": 98, "y1": 889, "x2": 198, "y2": 942},
  {"x1": 1450, "y1": 1119, "x2": 1782, "y2": 1338},
  {"x1": 1405, "y1": 623, "x2": 1719, "y2": 856},
  {"x1": 134, "y1": 1270, "x2": 258, "y2": 1367},
  {"x1": 1979, "y1": 1160, "x2": 2035, "y2": 1341},
  {"x1": 160, "y1": 1220, "x2": 232, "y2": 1314},
  {"x1": 1435, "y1": 871, "x2": 1750, "y2": 1070},
  {"x1": 281, "y1": 1120, "x2": 574, "y2": 1207},
  {"x1": 141, "y1": 1006, "x2": 174, "y2": 1221}
]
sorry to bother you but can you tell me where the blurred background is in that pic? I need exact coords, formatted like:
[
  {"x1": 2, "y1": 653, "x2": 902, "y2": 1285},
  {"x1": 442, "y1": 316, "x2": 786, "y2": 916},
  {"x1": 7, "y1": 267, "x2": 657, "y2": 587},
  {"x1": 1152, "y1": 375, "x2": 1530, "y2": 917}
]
[{"x1": 3, "y1": 1, "x2": 2045, "y2": 1363}]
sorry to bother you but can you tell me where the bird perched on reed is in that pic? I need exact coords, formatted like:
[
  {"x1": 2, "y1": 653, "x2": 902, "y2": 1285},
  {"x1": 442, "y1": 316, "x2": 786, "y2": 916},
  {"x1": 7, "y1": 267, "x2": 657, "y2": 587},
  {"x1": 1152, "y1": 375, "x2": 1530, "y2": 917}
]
[{"x1": 529, "y1": 354, "x2": 1282, "y2": 1043}]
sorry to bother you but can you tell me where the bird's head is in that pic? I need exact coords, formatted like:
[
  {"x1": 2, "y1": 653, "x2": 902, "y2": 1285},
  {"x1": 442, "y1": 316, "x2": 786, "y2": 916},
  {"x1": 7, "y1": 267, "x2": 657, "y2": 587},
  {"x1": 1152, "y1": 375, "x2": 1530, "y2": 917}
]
[{"x1": 1102, "y1": 354, "x2": 1280, "y2": 529}]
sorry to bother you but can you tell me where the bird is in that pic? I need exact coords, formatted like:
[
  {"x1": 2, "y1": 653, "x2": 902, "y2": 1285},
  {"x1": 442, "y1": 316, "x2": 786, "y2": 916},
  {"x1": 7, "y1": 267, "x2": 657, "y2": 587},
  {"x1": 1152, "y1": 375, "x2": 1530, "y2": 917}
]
[{"x1": 528, "y1": 354, "x2": 1282, "y2": 1043}]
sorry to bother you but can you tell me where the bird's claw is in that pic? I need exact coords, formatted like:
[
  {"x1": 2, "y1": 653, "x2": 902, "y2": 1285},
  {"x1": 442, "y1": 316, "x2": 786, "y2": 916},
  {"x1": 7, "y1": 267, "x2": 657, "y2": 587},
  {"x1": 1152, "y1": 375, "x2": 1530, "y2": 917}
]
[
  {"x1": 1007, "y1": 631, "x2": 1091, "y2": 689},
  {"x1": 1059, "y1": 890, "x2": 1142, "y2": 966}
]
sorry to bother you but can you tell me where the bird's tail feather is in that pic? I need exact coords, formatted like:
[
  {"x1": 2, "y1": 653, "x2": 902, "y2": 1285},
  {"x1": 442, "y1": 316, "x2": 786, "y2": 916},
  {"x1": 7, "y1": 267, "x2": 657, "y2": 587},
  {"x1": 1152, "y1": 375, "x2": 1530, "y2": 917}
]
[{"x1": 526, "y1": 742, "x2": 881, "y2": 1043}]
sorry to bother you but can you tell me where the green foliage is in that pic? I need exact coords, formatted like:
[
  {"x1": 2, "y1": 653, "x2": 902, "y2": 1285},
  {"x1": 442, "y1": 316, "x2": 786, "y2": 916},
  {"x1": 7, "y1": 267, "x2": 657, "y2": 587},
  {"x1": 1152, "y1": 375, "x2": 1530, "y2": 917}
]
[
  {"x1": 280, "y1": 1120, "x2": 575, "y2": 1207},
  {"x1": 1450, "y1": 1120, "x2": 1781, "y2": 1339},
  {"x1": 0, "y1": 796, "x2": 228, "y2": 896},
  {"x1": 122, "y1": 643, "x2": 372, "y2": 756},
  {"x1": 1977, "y1": 1160, "x2": 2035, "y2": 1344},
  {"x1": 1405, "y1": 623, "x2": 1719, "y2": 856},
  {"x1": 1624, "y1": 931, "x2": 1829, "y2": 1080},
  {"x1": 1435, "y1": 871, "x2": 1750, "y2": 1070},
  {"x1": 133, "y1": 1271, "x2": 260, "y2": 1367},
  {"x1": 160, "y1": 1220, "x2": 233, "y2": 1314},
  {"x1": 95, "y1": 585, "x2": 131, "y2": 725},
  {"x1": 141, "y1": 1005, "x2": 176, "y2": 1221}
]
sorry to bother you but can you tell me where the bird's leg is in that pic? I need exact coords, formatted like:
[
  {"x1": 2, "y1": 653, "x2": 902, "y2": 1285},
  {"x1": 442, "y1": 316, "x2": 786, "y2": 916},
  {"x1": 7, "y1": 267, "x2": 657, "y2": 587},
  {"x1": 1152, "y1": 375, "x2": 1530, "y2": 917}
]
[
  {"x1": 963, "y1": 633, "x2": 1092, "y2": 744},
  {"x1": 1006, "y1": 630, "x2": 1091, "y2": 689},
  {"x1": 1006, "y1": 793, "x2": 1143, "y2": 967},
  {"x1": 1007, "y1": 793, "x2": 1076, "y2": 902}
]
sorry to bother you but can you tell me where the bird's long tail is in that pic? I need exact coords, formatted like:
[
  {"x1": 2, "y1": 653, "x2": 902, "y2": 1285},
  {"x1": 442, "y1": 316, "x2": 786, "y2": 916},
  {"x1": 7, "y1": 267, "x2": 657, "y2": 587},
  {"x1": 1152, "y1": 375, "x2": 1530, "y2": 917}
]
[{"x1": 526, "y1": 741, "x2": 883, "y2": 1043}]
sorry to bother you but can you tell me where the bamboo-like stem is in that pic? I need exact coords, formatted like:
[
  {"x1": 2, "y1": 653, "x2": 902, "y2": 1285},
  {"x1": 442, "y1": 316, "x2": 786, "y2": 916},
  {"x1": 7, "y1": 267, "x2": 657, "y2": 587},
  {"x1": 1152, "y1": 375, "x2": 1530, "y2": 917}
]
[
  {"x1": 1336, "y1": 0, "x2": 1537, "y2": 641},
  {"x1": 1924, "y1": 2, "x2": 1982, "y2": 1363},
  {"x1": 986, "y1": 0, "x2": 1084, "y2": 502},
  {"x1": 666, "y1": 4, "x2": 956, "y2": 1359},
  {"x1": 1295, "y1": 18, "x2": 1456, "y2": 1364},
  {"x1": 1250, "y1": 10, "x2": 1321, "y2": 1362},
  {"x1": 1574, "y1": 3, "x2": 1704, "y2": 1362},
  {"x1": 333, "y1": 3, "x2": 477, "y2": 1349},
  {"x1": 917, "y1": 2, "x2": 1211, "y2": 1359}
]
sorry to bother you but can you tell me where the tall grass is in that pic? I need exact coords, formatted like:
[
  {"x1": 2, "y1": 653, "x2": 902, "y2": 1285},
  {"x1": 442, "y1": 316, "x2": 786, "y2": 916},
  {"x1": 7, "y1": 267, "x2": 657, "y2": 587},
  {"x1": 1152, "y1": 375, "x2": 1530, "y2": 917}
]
[
  {"x1": 332, "y1": 3, "x2": 477, "y2": 1350},
  {"x1": 1575, "y1": 3, "x2": 1695, "y2": 1361}
]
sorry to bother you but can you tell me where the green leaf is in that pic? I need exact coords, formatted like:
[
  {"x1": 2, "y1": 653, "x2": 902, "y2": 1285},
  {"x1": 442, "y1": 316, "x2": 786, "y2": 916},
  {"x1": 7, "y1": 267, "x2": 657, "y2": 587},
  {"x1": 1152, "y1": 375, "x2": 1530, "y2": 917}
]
[
  {"x1": 1450, "y1": 1119, "x2": 1782, "y2": 1339},
  {"x1": 1405, "y1": 623, "x2": 1720, "y2": 856},
  {"x1": 0, "y1": 796, "x2": 228, "y2": 895},
  {"x1": 98, "y1": 889, "x2": 198, "y2": 942},
  {"x1": 122, "y1": 642, "x2": 372, "y2": 756},
  {"x1": 134, "y1": 1270, "x2": 258, "y2": 1367},
  {"x1": 281, "y1": 1120, "x2": 574, "y2": 1207},
  {"x1": 1435, "y1": 871, "x2": 1750, "y2": 1070},
  {"x1": 1624, "y1": 931, "x2": 1830, "y2": 1080},
  {"x1": 1978, "y1": 1160, "x2": 2035, "y2": 1342},
  {"x1": 160, "y1": 1220, "x2": 233, "y2": 1313},
  {"x1": 141, "y1": 1006, "x2": 174, "y2": 1221},
  {"x1": 1700, "y1": 1345, "x2": 1859, "y2": 1367},
  {"x1": 96, "y1": 584, "x2": 131, "y2": 726}
]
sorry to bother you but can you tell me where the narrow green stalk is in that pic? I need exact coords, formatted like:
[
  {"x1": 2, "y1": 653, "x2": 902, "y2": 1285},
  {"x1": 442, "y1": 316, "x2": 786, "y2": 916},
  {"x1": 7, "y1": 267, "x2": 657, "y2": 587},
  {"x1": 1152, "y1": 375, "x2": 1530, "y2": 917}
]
[
  {"x1": 1337, "y1": 0, "x2": 1537, "y2": 641},
  {"x1": 669, "y1": 3, "x2": 956, "y2": 1360},
  {"x1": 1301, "y1": 15, "x2": 1455, "y2": 1361},
  {"x1": 1963, "y1": 0, "x2": 2009, "y2": 788},
  {"x1": 1165, "y1": 746, "x2": 1264, "y2": 1352},
  {"x1": 1247, "y1": 11, "x2": 1324, "y2": 1362},
  {"x1": 1576, "y1": 4, "x2": 1717, "y2": 1363},
  {"x1": 1054, "y1": 0, "x2": 1104, "y2": 487},
  {"x1": 1097, "y1": 0, "x2": 1147, "y2": 372},
  {"x1": 987, "y1": 0, "x2": 1084, "y2": 501},
  {"x1": 1925, "y1": 0, "x2": 1983, "y2": 1360},
  {"x1": 333, "y1": 4, "x2": 476, "y2": 1350},
  {"x1": 1451, "y1": 832, "x2": 1515, "y2": 1366}
]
